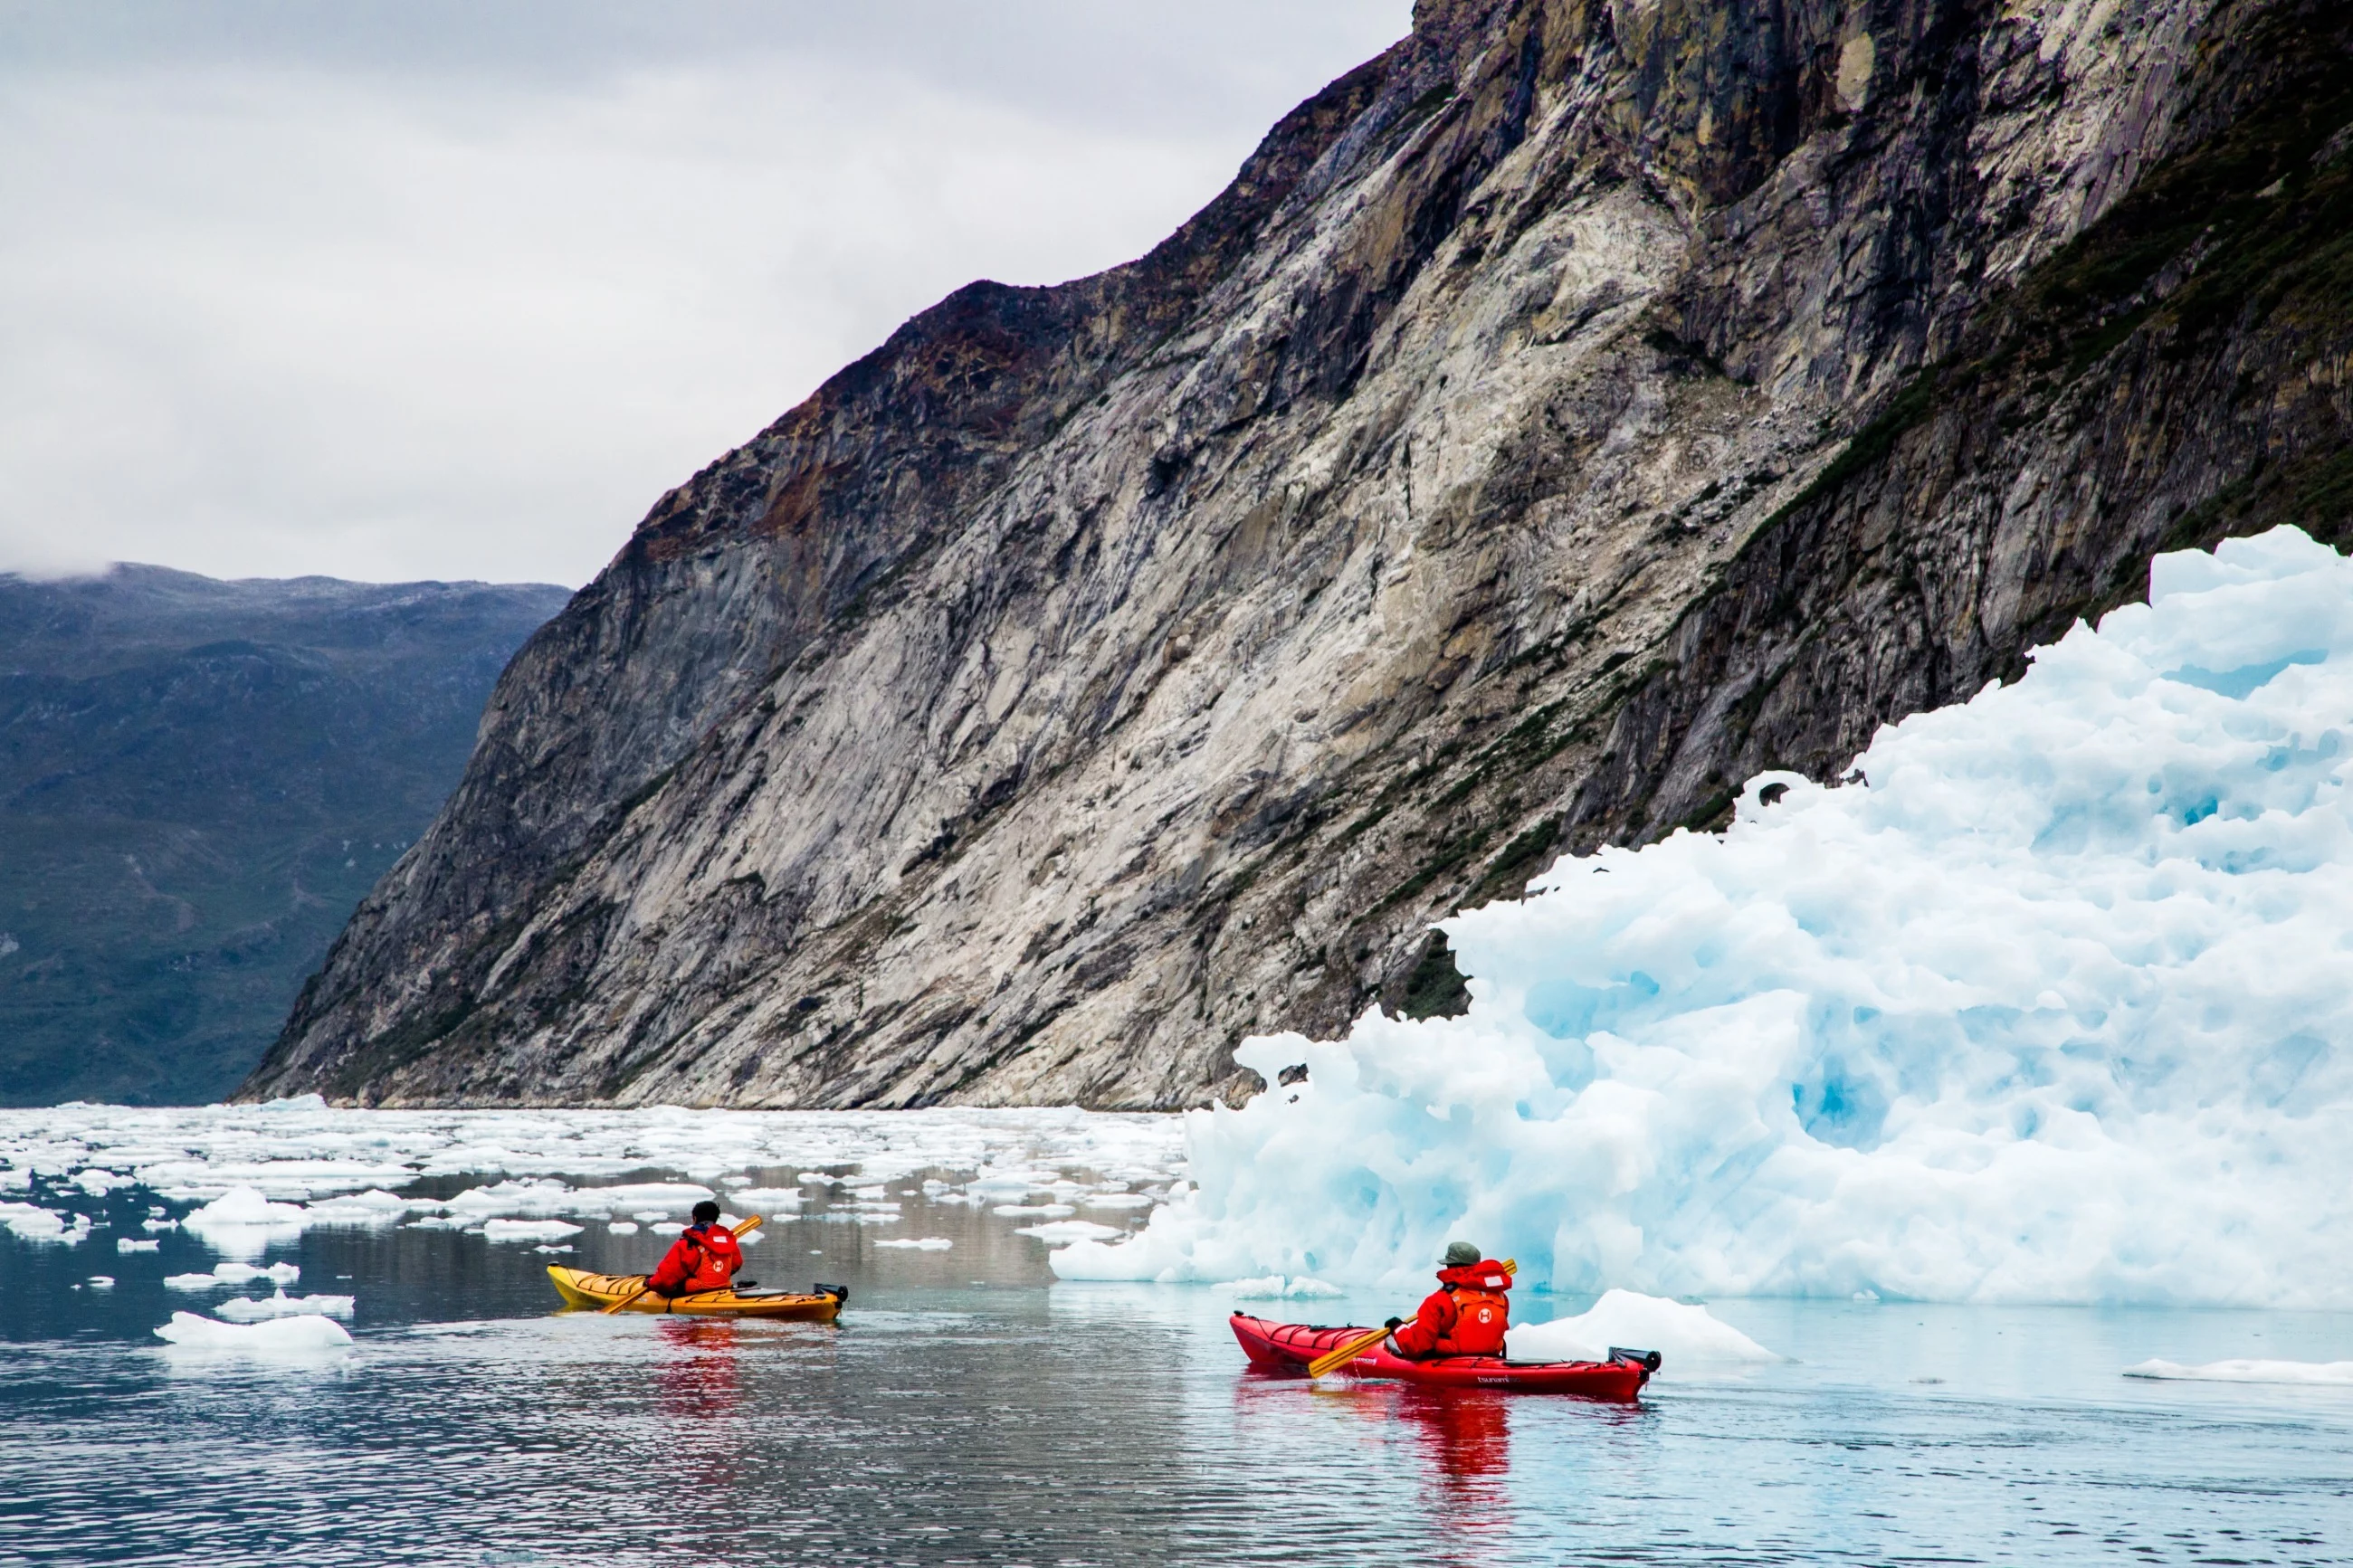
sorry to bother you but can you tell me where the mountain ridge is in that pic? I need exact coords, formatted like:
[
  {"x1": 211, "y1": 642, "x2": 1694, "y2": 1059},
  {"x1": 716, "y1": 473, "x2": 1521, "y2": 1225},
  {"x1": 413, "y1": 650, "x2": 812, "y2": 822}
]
[{"x1": 243, "y1": 0, "x2": 2353, "y2": 1109}]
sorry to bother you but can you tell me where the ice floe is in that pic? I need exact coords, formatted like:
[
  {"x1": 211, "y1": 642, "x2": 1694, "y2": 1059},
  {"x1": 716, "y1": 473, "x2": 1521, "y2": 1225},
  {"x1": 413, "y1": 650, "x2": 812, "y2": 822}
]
[
  {"x1": 213, "y1": 1290, "x2": 355, "y2": 1322},
  {"x1": 481, "y1": 1219, "x2": 584, "y2": 1243},
  {"x1": 874, "y1": 1238, "x2": 955, "y2": 1250},
  {"x1": 1055, "y1": 529, "x2": 2353, "y2": 1307},
  {"x1": 2122, "y1": 1357, "x2": 2353, "y2": 1385},
  {"x1": 155, "y1": 1311, "x2": 353, "y2": 1354},
  {"x1": 1506, "y1": 1291, "x2": 1777, "y2": 1366},
  {"x1": 165, "y1": 1261, "x2": 301, "y2": 1291}
]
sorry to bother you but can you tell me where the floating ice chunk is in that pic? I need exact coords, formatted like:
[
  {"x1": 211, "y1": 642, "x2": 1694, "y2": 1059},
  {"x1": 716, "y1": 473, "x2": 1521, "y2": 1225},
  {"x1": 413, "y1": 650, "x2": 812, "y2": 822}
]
[
  {"x1": 184, "y1": 1186, "x2": 309, "y2": 1259},
  {"x1": 607, "y1": 1221, "x2": 640, "y2": 1235},
  {"x1": 873, "y1": 1237, "x2": 954, "y2": 1250},
  {"x1": 155, "y1": 1311, "x2": 352, "y2": 1354},
  {"x1": 649, "y1": 1222, "x2": 682, "y2": 1236},
  {"x1": 481, "y1": 1219, "x2": 584, "y2": 1243},
  {"x1": 533, "y1": 1244, "x2": 575, "y2": 1254},
  {"x1": 214, "y1": 1290, "x2": 355, "y2": 1322},
  {"x1": 1505, "y1": 1291, "x2": 1777, "y2": 1367},
  {"x1": 1014, "y1": 1220, "x2": 1123, "y2": 1244},
  {"x1": 0, "y1": 1203, "x2": 89, "y2": 1243},
  {"x1": 165, "y1": 1273, "x2": 221, "y2": 1291},
  {"x1": 0, "y1": 1167, "x2": 27, "y2": 1191},
  {"x1": 300, "y1": 1189, "x2": 420, "y2": 1226},
  {"x1": 1218, "y1": 1275, "x2": 1347, "y2": 1299},
  {"x1": 87, "y1": 1275, "x2": 114, "y2": 1288},
  {"x1": 631, "y1": 1211, "x2": 670, "y2": 1223},
  {"x1": 1081, "y1": 1193, "x2": 1154, "y2": 1211},
  {"x1": 116, "y1": 1238, "x2": 159, "y2": 1253},
  {"x1": 725, "y1": 1188, "x2": 805, "y2": 1210},
  {"x1": 443, "y1": 1179, "x2": 576, "y2": 1219},
  {"x1": 142, "y1": 1218, "x2": 178, "y2": 1232},
  {"x1": 1054, "y1": 527, "x2": 2353, "y2": 1307},
  {"x1": 73, "y1": 1169, "x2": 125, "y2": 1195},
  {"x1": 994, "y1": 1203, "x2": 1075, "y2": 1218},
  {"x1": 2123, "y1": 1357, "x2": 2353, "y2": 1385},
  {"x1": 166, "y1": 1260, "x2": 300, "y2": 1291}
]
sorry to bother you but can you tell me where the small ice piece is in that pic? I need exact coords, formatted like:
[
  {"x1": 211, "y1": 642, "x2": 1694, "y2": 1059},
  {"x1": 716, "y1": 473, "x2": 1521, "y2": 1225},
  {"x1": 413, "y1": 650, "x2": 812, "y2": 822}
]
[
  {"x1": 631, "y1": 1211, "x2": 669, "y2": 1223},
  {"x1": 1080, "y1": 1193, "x2": 1154, "y2": 1211},
  {"x1": 481, "y1": 1219, "x2": 584, "y2": 1243},
  {"x1": 155, "y1": 1311, "x2": 353, "y2": 1354},
  {"x1": 1504, "y1": 1291, "x2": 1777, "y2": 1367},
  {"x1": 721, "y1": 1175, "x2": 752, "y2": 1188},
  {"x1": 2123, "y1": 1357, "x2": 2353, "y2": 1385},
  {"x1": 873, "y1": 1238, "x2": 955, "y2": 1251},
  {"x1": 165, "y1": 1272, "x2": 224, "y2": 1291},
  {"x1": 87, "y1": 1275, "x2": 114, "y2": 1288},
  {"x1": 299, "y1": 1189, "x2": 419, "y2": 1226},
  {"x1": 214, "y1": 1290, "x2": 355, "y2": 1322},
  {"x1": 213, "y1": 1260, "x2": 300, "y2": 1286},
  {"x1": 141, "y1": 1218, "x2": 178, "y2": 1232},
  {"x1": 726, "y1": 1189, "x2": 805, "y2": 1210},
  {"x1": 116, "y1": 1238, "x2": 159, "y2": 1253},
  {"x1": 184, "y1": 1186, "x2": 309, "y2": 1259},
  {"x1": 533, "y1": 1244, "x2": 575, "y2": 1254},
  {"x1": 1013, "y1": 1220, "x2": 1123, "y2": 1244},
  {"x1": 607, "y1": 1221, "x2": 640, "y2": 1235},
  {"x1": 649, "y1": 1222, "x2": 682, "y2": 1236},
  {"x1": 0, "y1": 1203, "x2": 90, "y2": 1244},
  {"x1": 992, "y1": 1203, "x2": 1075, "y2": 1218},
  {"x1": 1218, "y1": 1275, "x2": 1345, "y2": 1299},
  {"x1": 73, "y1": 1169, "x2": 124, "y2": 1195}
]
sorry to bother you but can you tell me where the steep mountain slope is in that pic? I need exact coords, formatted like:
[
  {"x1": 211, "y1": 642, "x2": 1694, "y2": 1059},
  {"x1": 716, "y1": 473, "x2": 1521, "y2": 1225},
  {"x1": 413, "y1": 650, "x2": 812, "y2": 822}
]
[
  {"x1": 0, "y1": 568, "x2": 567, "y2": 1104},
  {"x1": 244, "y1": 0, "x2": 2353, "y2": 1109}
]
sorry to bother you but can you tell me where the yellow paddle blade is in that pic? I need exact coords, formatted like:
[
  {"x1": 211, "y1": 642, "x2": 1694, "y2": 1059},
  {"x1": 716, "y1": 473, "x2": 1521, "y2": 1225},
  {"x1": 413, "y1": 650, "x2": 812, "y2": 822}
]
[{"x1": 1306, "y1": 1324, "x2": 1392, "y2": 1378}]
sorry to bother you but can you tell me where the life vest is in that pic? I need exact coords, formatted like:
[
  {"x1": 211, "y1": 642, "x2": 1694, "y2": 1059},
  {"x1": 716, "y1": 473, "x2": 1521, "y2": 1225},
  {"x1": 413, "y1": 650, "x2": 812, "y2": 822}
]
[
  {"x1": 1434, "y1": 1287, "x2": 1510, "y2": 1354},
  {"x1": 652, "y1": 1223, "x2": 741, "y2": 1294},
  {"x1": 1432, "y1": 1260, "x2": 1513, "y2": 1355}
]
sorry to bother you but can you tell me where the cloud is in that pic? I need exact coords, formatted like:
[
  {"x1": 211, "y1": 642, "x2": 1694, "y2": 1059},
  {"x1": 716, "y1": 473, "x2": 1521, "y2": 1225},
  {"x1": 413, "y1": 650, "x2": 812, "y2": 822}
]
[{"x1": 0, "y1": 2, "x2": 1410, "y2": 585}]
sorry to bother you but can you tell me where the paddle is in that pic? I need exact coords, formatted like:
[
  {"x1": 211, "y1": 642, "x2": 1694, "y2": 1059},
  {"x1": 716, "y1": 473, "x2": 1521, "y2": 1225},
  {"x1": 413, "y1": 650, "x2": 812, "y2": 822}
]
[
  {"x1": 601, "y1": 1213, "x2": 763, "y2": 1315},
  {"x1": 1303, "y1": 1258, "x2": 1516, "y2": 1377}
]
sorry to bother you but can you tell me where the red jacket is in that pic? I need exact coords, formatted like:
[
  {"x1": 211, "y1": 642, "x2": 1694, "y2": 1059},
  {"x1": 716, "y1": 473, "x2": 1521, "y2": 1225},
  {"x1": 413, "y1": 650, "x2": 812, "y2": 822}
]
[
  {"x1": 1389, "y1": 1259, "x2": 1513, "y2": 1357},
  {"x1": 647, "y1": 1222, "x2": 743, "y2": 1295}
]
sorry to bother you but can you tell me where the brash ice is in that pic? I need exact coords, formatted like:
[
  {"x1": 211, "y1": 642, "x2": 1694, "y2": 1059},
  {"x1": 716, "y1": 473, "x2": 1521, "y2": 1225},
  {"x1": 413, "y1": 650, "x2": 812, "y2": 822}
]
[{"x1": 1053, "y1": 528, "x2": 2353, "y2": 1307}]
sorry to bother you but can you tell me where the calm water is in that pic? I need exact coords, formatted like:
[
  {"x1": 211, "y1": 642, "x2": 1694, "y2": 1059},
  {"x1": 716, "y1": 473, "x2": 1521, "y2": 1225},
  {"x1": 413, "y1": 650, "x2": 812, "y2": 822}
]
[{"x1": 2, "y1": 1164, "x2": 2348, "y2": 1566}]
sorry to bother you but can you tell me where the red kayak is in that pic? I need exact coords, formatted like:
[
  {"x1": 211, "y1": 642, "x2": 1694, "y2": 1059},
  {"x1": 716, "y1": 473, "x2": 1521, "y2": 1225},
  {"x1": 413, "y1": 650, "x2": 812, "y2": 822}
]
[{"x1": 1230, "y1": 1313, "x2": 1659, "y2": 1401}]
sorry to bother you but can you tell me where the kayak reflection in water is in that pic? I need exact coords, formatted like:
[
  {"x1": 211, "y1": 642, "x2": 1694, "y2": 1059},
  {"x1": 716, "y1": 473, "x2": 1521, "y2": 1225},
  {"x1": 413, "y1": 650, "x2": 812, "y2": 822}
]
[
  {"x1": 1386, "y1": 1241, "x2": 1512, "y2": 1360},
  {"x1": 1400, "y1": 1388, "x2": 1511, "y2": 1482},
  {"x1": 648, "y1": 1201, "x2": 747, "y2": 1299}
]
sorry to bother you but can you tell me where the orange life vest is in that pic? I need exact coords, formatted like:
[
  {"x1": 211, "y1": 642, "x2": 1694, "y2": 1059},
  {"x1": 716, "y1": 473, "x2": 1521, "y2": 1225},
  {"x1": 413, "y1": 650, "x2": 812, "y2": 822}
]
[{"x1": 1434, "y1": 1285, "x2": 1510, "y2": 1355}]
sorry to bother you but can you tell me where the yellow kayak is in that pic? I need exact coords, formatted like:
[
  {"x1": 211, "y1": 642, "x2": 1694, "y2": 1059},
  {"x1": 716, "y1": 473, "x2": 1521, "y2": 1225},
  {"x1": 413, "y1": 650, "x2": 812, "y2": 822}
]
[{"x1": 548, "y1": 1266, "x2": 846, "y2": 1319}]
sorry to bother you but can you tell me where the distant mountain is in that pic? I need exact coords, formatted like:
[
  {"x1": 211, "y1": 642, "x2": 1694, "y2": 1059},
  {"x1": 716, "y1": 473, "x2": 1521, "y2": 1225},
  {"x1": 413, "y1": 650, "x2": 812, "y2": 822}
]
[{"x1": 0, "y1": 566, "x2": 570, "y2": 1105}]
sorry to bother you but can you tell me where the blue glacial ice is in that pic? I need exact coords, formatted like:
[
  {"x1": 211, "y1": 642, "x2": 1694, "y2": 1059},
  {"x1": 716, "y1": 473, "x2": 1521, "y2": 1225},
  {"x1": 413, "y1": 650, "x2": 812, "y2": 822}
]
[{"x1": 1053, "y1": 527, "x2": 2353, "y2": 1307}]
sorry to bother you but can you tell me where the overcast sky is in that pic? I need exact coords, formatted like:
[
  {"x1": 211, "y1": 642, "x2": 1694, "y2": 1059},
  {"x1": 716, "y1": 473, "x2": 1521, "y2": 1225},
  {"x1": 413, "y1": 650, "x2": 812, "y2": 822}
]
[{"x1": 0, "y1": 2, "x2": 1410, "y2": 587}]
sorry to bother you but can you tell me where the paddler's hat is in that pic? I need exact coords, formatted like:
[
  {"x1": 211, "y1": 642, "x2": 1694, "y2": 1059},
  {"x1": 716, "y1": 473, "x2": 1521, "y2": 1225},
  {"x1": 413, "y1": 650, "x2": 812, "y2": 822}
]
[{"x1": 1442, "y1": 1240, "x2": 1481, "y2": 1269}]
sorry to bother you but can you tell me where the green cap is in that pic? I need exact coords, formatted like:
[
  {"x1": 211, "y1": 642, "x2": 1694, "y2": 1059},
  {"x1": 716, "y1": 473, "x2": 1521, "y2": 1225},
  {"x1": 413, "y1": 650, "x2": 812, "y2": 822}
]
[{"x1": 1442, "y1": 1240, "x2": 1481, "y2": 1269}]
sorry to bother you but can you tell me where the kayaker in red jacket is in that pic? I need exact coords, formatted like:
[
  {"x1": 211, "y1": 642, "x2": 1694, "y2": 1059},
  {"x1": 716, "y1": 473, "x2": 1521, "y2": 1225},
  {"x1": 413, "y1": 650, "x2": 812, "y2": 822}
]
[
  {"x1": 1386, "y1": 1240, "x2": 1512, "y2": 1358},
  {"x1": 647, "y1": 1201, "x2": 744, "y2": 1297}
]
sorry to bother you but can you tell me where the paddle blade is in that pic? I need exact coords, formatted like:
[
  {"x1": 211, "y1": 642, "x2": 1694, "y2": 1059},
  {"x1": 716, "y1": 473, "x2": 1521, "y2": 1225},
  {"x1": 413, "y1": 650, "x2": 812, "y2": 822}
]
[{"x1": 1306, "y1": 1325, "x2": 1392, "y2": 1379}]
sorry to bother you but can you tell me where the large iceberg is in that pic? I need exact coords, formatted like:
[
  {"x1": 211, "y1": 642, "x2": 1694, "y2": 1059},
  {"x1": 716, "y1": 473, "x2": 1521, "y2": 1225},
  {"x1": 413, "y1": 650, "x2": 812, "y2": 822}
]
[{"x1": 1053, "y1": 527, "x2": 2353, "y2": 1307}]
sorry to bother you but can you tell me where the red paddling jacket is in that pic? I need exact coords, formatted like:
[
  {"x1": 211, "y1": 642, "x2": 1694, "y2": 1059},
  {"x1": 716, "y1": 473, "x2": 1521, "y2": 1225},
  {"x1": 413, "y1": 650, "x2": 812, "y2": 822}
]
[
  {"x1": 1389, "y1": 1259, "x2": 1513, "y2": 1357},
  {"x1": 647, "y1": 1221, "x2": 743, "y2": 1296}
]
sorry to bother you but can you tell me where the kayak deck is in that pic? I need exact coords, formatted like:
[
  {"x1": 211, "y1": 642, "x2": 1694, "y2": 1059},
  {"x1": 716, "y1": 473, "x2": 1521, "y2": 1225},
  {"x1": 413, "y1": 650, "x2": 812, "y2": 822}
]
[
  {"x1": 1230, "y1": 1313, "x2": 1656, "y2": 1400},
  {"x1": 548, "y1": 1266, "x2": 844, "y2": 1320}
]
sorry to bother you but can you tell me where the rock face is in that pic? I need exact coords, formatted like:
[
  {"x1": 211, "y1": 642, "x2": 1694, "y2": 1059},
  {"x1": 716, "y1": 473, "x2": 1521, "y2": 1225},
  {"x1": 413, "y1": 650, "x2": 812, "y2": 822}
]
[
  {"x1": 0, "y1": 568, "x2": 567, "y2": 1104},
  {"x1": 243, "y1": 0, "x2": 2353, "y2": 1108}
]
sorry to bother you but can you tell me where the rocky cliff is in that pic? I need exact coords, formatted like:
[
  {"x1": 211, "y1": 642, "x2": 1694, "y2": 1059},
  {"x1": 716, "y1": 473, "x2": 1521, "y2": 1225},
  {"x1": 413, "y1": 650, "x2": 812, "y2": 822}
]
[{"x1": 242, "y1": 0, "x2": 2353, "y2": 1108}]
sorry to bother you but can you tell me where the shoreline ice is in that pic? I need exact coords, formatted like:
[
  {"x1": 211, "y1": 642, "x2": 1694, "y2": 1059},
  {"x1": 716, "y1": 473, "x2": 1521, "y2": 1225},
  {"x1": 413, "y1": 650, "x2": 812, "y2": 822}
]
[{"x1": 1054, "y1": 529, "x2": 2353, "y2": 1307}]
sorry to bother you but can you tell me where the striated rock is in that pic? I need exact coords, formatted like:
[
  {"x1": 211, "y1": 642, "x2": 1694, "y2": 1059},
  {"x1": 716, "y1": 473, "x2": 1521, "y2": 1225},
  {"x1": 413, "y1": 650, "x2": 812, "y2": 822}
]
[{"x1": 242, "y1": 0, "x2": 2353, "y2": 1108}]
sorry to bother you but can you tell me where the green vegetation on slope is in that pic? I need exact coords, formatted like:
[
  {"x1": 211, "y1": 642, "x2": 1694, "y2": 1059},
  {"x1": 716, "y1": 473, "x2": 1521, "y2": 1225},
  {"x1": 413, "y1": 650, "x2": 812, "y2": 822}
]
[{"x1": 0, "y1": 567, "x2": 568, "y2": 1105}]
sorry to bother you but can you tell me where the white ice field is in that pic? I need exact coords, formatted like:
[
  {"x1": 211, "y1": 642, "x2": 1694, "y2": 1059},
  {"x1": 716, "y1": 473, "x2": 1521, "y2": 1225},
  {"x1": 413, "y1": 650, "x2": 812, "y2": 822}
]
[{"x1": 1056, "y1": 527, "x2": 2353, "y2": 1311}]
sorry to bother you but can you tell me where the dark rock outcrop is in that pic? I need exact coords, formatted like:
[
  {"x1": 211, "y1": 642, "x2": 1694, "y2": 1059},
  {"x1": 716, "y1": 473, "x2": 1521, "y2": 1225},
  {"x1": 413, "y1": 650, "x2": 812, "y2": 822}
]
[{"x1": 243, "y1": 0, "x2": 2353, "y2": 1108}]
